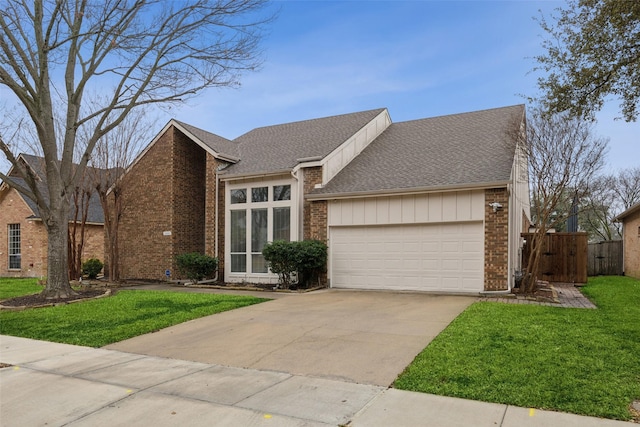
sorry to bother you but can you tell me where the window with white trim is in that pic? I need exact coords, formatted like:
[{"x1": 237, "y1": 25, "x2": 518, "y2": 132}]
[
  {"x1": 229, "y1": 183, "x2": 292, "y2": 274},
  {"x1": 8, "y1": 223, "x2": 21, "y2": 270}
]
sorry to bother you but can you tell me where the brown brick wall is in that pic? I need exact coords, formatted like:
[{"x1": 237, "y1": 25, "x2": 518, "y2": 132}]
[
  {"x1": 171, "y1": 129, "x2": 206, "y2": 263},
  {"x1": 217, "y1": 180, "x2": 226, "y2": 279},
  {"x1": 484, "y1": 188, "x2": 510, "y2": 291},
  {"x1": 119, "y1": 127, "x2": 175, "y2": 280},
  {"x1": 204, "y1": 154, "x2": 226, "y2": 280},
  {"x1": 303, "y1": 167, "x2": 325, "y2": 241},
  {"x1": 0, "y1": 187, "x2": 104, "y2": 278},
  {"x1": 303, "y1": 166, "x2": 328, "y2": 286},
  {"x1": 118, "y1": 125, "x2": 211, "y2": 281}
]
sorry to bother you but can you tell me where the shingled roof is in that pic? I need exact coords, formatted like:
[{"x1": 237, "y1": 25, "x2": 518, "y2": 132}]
[
  {"x1": 5, "y1": 154, "x2": 105, "y2": 224},
  {"x1": 173, "y1": 120, "x2": 239, "y2": 160},
  {"x1": 309, "y1": 105, "x2": 525, "y2": 197},
  {"x1": 223, "y1": 108, "x2": 387, "y2": 177}
]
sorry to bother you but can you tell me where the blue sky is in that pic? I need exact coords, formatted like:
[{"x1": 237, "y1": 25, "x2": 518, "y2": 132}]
[
  {"x1": 169, "y1": 0, "x2": 637, "y2": 171},
  {"x1": 1, "y1": 1, "x2": 637, "y2": 173}
]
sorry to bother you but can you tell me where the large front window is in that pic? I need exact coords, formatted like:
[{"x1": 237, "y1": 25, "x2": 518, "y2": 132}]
[
  {"x1": 229, "y1": 183, "x2": 292, "y2": 274},
  {"x1": 8, "y1": 223, "x2": 21, "y2": 270}
]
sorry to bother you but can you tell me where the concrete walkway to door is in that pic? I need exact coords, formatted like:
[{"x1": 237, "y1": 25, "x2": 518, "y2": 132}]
[{"x1": 105, "y1": 288, "x2": 474, "y2": 386}]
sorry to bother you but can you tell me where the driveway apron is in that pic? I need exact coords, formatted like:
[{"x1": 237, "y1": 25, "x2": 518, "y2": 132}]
[{"x1": 105, "y1": 289, "x2": 474, "y2": 386}]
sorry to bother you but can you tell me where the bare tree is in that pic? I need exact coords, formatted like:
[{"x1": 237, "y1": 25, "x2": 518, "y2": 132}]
[
  {"x1": 579, "y1": 174, "x2": 620, "y2": 241},
  {"x1": 614, "y1": 167, "x2": 640, "y2": 210},
  {"x1": 0, "y1": 0, "x2": 271, "y2": 298},
  {"x1": 580, "y1": 167, "x2": 640, "y2": 241},
  {"x1": 84, "y1": 108, "x2": 152, "y2": 282},
  {"x1": 517, "y1": 107, "x2": 607, "y2": 293}
]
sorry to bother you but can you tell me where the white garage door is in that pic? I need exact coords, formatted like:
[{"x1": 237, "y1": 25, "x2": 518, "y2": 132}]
[{"x1": 330, "y1": 222, "x2": 484, "y2": 293}]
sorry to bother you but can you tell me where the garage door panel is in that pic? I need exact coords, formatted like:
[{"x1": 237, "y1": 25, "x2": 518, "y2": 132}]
[{"x1": 331, "y1": 222, "x2": 483, "y2": 293}]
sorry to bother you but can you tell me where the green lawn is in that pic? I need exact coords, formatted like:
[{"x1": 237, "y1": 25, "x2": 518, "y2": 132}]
[
  {"x1": 0, "y1": 284, "x2": 268, "y2": 347},
  {"x1": 0, "y1": 278, "x2": 44, "y2": 300},
  {"x1": 394, "y1": 276, "x2": 640, "y2": 421}
]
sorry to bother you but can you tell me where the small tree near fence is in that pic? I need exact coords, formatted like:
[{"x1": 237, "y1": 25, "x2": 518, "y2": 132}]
[{"x1": 512, "y1": 107, "x2": 607, "y2": 293}]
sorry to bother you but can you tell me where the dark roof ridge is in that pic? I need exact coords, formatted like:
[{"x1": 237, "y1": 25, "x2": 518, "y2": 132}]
[
  {"x1": 234, "y1": 107, "x2": 387, "y2": 138},
  {"x1": 393, "y1": 104, "x2": 525, "y2": 126}
]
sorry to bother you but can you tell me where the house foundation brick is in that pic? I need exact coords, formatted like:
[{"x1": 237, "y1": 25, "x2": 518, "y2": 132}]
[{"x1": 484, "y1": 188, "x2": 510, "y2": 291}]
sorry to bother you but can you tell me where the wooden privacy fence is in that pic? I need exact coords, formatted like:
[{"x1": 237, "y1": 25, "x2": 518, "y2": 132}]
[
  {"x1": 587, "y1": 240, "x2": 623, "y2": 276},
  {"x1": 521, "y1": 232, "x2": 588, "y2": 283}
]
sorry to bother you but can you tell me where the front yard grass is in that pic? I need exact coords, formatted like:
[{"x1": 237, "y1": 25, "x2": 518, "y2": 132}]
[
  {"x1": 394, "y1": 276, "x2": 640, "y2": 421},
  {"x1": 0, "y1": 278, "x2": 44, "y2": 300},
  {"x1": 0, "y1": 286, "x2": 268, "y2": 347}
]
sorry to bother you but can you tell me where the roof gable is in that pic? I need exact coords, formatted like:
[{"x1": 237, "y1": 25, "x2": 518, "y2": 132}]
[
  {"x1": 224, "y1": 108, "x2": 387, "y2": 177},
  {"x1": 2, "y1": 154, "x2": 106, "y2": 224},
  {"x1": 310, "y1": 105, "x2": 525, "y2": 197},
  {"x1": 173, "y1": 120, "x2": 239, "y2": 161}
]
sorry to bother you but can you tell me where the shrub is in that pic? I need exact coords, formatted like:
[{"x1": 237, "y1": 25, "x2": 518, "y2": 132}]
[
  {"x1": 262, "y1": 240, "x2": 297, "y2": 288},
  {"x1": 262, "y1": 240, "x2": 327, "y2": 289},
  {"x1": 175, "y1": 253, "x2": 218, "y2": 284},
  {"x1": 295, "y1": 240, "x2": 327, "y2": 288},
  {"x1": 82, "y1": 258, "x2": 104, "y2": 279}
]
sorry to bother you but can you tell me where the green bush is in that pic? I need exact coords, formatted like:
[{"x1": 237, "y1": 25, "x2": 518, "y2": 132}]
[
  {"x1": 82, "y1": 258, "x2": 104, "y2": 279},
  {"x1": 175, "y1": 253, "x2": 218, "y2": 284},
  {"x1": 262, "y1": 240, "x2": 327, "y2": 289},
  {"x1": 295, "y1": 240, "x2": 327, "y2": 288},
  {"x1": 262, "y1": 240, "x2": 298, "y2": 288}
]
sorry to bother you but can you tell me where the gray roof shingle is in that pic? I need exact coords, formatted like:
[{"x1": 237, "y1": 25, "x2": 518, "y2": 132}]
[
  {"x1": 173, "y1": 120, "x2": 239, "y2": 159},
  {"x1": 8, "y1": 154, "x2": 105, "y2": 224},
  {"x1": 224, "y1": 108, "x2": 387, "y2": 176},
  {"x1": 311, "y1": 105, "x2": 525, "y2": 197}
]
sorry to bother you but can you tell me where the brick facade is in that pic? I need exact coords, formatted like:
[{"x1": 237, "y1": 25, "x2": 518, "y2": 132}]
[
  {"x1": 620, "y1": 208, "x2": 640, "y2": 279},
  {"x1": 303, "y1": 166, "x2": 328, "y2": 286},
  {"x1": 204, "y1": 154, "x2": 227, "y2": 280},
  {"x1": 118, "y1": 125, "x2": 209, "y2": 280},
  {"x1": 484, "y1": 187, "x2": 510, "y2": 291},
  {"x1": 0, "y1": 186, "x2": 103, "y2": 278},
  {"x1": 303, "y1": 166, "x2": 327, "y2": 242}
]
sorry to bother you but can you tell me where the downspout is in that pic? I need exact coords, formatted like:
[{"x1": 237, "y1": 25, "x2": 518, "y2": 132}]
[
  {"x1": 291, "y1": 165, "x2": 302, "y2": 241},
  {"x1": 214, "y1": 167, "x2": 220, "y2": 282}
]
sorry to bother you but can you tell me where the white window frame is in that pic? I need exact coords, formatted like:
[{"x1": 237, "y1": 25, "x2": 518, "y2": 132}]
[
  {"x1": 225, "y1": 178, "x2": 298, "y2": 283},
  {"x1": 8, "y1": 223, "x2": 21, "y2": 270}
]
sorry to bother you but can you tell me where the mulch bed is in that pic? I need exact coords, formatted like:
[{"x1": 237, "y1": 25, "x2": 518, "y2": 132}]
[{"x1": 0, "y1": 289, "x2": 108, "y2": 308}]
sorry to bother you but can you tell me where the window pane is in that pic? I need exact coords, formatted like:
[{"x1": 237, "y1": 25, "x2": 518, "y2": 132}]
[
  {"x1": 230, "y1": 210, "x2": 246, "y2": 252},
  {"x1": 231, "y1": 254, "x2": 246, "y2": 273},
  {"x1": 231, "y1": 189, "x2": 246, "y2": 204},
  {"x1": 8, "y1": 223, "x2": 20, "y2": 269},
  {"x1": 251, "y1": 209, "x2": 268, "y2": 252},
  {"x1": 252, "y1": 254, "x2": 268, "y2": 273},
  {"x1": 252, "y1": 187, "x2": 268, "y2": 203},
  {"x1": 273, "y1": 185, "x2": 291, "y2": 201},
  {"x1": 273, "y1": 207, "x2": 291, "y2": 241}
]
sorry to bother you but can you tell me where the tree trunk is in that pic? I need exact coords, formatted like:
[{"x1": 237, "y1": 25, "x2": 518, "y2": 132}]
[{"x1": 42, "y1": 208, "x2": 76, "y2": 299}]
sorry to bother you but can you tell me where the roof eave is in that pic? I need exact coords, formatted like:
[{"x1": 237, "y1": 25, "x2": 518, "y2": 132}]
[
  {"x1": 306, "y1": 180, "x2": 511, "y2": 201},
  {"x1": 614, "y1": 202, "x2": 640, "y2": 222},
  {"x1": 219, "y1": 169, "x2": 293, "y2": 182}
]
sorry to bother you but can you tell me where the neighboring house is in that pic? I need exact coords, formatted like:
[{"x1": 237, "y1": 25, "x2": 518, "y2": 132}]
[
  {"x1": 614, "y1": 202, "x2": 640, "y2": 279},
  {"x1": 0, "y1": 154, "x2": 105, "y2": 278},
  {"x1": 117, "y1": 105, "x2": 530, "y2": 293}
]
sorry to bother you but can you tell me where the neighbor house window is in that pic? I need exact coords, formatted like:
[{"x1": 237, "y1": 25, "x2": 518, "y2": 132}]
[
  {"x1": 229, "y1": 183, "x2": 293, "y2": 274},
  {"x1": 8, "y1": 223, "x2": 21, "y2": 270}
]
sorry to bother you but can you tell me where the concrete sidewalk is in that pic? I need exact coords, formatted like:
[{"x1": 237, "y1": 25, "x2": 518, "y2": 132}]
[{"x1": 1, "y1": 335, "x2": 632, "y2": 426}]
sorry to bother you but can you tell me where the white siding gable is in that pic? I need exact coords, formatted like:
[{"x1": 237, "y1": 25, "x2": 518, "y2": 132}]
[{"x1": 322, "y1": 109, "x2": 391, "y2": 185}]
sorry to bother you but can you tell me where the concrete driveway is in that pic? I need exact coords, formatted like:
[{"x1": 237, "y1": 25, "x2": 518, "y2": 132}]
[{"x1": 105, "y1": 289, "x2": 474, "y2": 386}]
